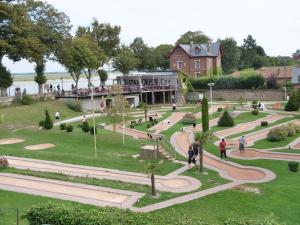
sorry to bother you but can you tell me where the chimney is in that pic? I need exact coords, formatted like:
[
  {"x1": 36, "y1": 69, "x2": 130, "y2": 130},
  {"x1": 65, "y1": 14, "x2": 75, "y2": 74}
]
[
  {"x1": 207, "y1": 41, "x2": 211, "y2": 53},
  {"x1": 190, "y1": 41, "x2": 193, "y2": 54}
]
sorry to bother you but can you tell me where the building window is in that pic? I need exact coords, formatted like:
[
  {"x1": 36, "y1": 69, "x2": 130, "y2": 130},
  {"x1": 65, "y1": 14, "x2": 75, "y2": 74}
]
[
  {"x1": 177, "y1": 61, "x2": 183, "y2": 69},
  {"x1": 195, "y1": 60, "x2": 200, "y2": 69},
  {"x1": 195, "y1": 72, "x2": 201, "y2": 78}
]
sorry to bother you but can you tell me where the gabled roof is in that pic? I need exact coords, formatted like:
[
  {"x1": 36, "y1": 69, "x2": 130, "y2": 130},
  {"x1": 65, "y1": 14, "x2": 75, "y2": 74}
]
[{"x1": 169, "y1": 41, "x2": 220, "y2": 58}]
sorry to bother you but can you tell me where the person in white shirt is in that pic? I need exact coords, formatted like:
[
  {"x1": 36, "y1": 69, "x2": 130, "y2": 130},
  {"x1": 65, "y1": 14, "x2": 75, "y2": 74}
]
[
  {"x1": 55, "y1": 111, "x2": 60, "y2": 122},
  {"x1": 239, "y1": 136, "x2": 247, "y2": 153}
]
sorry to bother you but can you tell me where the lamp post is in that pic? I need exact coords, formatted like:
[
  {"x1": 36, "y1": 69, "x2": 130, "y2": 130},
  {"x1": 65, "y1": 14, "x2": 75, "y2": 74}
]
[
  {"x1": 208, "y1": 83, "x2": 215, "y2": 118},
  {"x1": 60, "y1": 77, "x2": 64, "y2": 90},
  {"x1": 283, "y1": 86, "x2": 287, "y2": 101}
]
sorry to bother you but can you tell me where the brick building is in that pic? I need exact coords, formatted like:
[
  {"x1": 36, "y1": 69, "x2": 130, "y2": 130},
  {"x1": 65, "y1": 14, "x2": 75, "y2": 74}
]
[{"x1": 168, "y1": 41, "x2": 221, "y2": 78}]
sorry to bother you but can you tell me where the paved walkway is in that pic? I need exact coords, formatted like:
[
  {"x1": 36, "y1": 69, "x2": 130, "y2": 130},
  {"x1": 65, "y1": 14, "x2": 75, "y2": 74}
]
[
  {"x1": 150, "y1": 112, "x2": 186, "y2": 133},
  {"x1": 5, "y1": 156, "x2": 201, "y2": 193},
  {"x1": 0, "y1": 173, "x2": 143, "y2": 208}
]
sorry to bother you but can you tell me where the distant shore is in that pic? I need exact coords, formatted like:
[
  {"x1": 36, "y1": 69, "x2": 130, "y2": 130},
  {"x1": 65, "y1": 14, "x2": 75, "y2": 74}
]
[{"x1": 12, "y1": 72, "x2": 74, "y2": 82}]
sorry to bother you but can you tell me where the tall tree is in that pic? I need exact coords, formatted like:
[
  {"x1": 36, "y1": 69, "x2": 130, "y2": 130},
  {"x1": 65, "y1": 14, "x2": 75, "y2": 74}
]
[
  {"x1": 220, "y1": 37, "x2": 241, "y2": 74},
  {"x1": 0, "y1": 64, "x2": 13, "y2": 96},
  {"x1": 24, "y1": 0, "x2": 71, "y2": 93},
  {"x1": 176, "y1": 31, "x2": 211, "y2": 44},
  {"x1": 130, "y1": 37, "x2": 156, "y2": 71},
  {"x1": 202, "y1": 97, "x2": 209, "y2": 132},
  {"x1": 98, "y1": 69, "x2": 108, "y2": 87},
  {"x1": 153, "y1": 44, "x2": 173, "y2": 70},
  {"x1": 112, "y1": 45, "x2": 139, "y2": 75}
]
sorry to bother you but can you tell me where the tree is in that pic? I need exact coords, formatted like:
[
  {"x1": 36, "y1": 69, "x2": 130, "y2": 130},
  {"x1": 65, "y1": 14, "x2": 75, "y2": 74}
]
[
  {"x1": 218, "y1": 110, "x2": 235, "y2": 127},
  {"x1": 98, "y1": 69, "x2": 108, "y2": 87},
  {"x1": 285, "y1": 94, "x2": 299, "y2": 111},
  {"x1": 130, "y1": 37, "x2": 156, "y2": 71},
  {"x1": 140, "y1": 102, "x2": 148, "y2": 122},
  {"x1": 153, "y1": 44, "x2": 173, "y2": 70},
  {"x1": 143, "y1": 160, "x2": 163, "y2": 196},
  {"x1": 220, "y1": 37, "x2": 241, "y2": 74},
  {"x1": 0, "y1": 64, "x2": 13, "y2": 97},
  {"x1": 24, "y1": 0, "x2": 71, "y2": 93},
  {"x1": 112, "y1": 45, "x2": 139, "y2": 75},
  {"x1": 194, "y1": 131, "x2": 212, "y2": 172},
  {"x1": 176, "y1": 31, "x2": 211, "y2": 44},
  {"x1": 202, "y1": 97, "x2": 209, "y2": 132},
  {"x1": 266, "y1": 74, "x2": 278, "y2": 89},
  {"x1": 43, "y1": 109, "x2": 53, "y2": 130}
]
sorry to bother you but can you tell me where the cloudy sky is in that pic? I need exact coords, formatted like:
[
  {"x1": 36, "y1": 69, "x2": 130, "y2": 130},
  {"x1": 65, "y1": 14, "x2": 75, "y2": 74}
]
[{"x1": 4, "y1": 0, "x2": 300, "y2": 73}]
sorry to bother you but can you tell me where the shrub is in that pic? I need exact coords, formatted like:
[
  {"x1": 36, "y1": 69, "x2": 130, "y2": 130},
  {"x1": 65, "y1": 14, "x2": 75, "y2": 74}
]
[
  {"x1": 261, "y1": 121, "x2": 268, "y2": 126},
  {"x1": 147, "y1": 123, "x2": 151, "y2": 128},
  {"x1": 66, "y1": 125, "x2": 73, "y2": 132},
  {"x1": 267, "y1": 127, "x2": 288, "y2": 142},
  {"x1": 288, "y1": 123, "x2": 300, "y2": 133},
  {"x1": 82, "y1": 121, "x2": 90, "y2": 132},
  {"x1": 217, "y1": 107, "x2": 223, "y2": 112},
  {"x1": 65, "y1": 100, "x2": 82, "y2": 112},
  {"x1": 288, "y1": 161, "x2": 299, "y2": 172},
  {"x1": 181, "y1": 113, "x2": 196, "y2": 125},
  {"x1": 60, "y1": 123, "x2": 67, "y2": 130},
  {"x1": 252, "y1": 109, "x2": 259, "y2": 115},
  {"x1": 43, "y1": 109, "x2": 53, "y2": 130},
  {"x1": 21, "y1": 95, "x2": 34, "y2": 105},
  {"x1": 284, "y1": 124, "x2": 296, "y2": 137},
  {"x1": 130, "y1": 124, "x2": 135, "y2": 129},
  {"x1": 151, "y1": 122, "x2": 155, "y2": 126},
  {"x1": 89, "y1": 126, "x2": 97, "y2": 135},
  {"x1": 285, "y1": 94, "x2": 299, "y2": 111},
  {"x1": 12, "y1": 96, "x2": 22, "y2": 105},
  {"x1": 0, "y1": 157, "x2": 9, "y2": 167},
  {"x1": 218, "y1": 110, "x2": 235, "y2": 127},
  {"x1": 154, "y1": 119, "x2": 158, "y2": 124},
  {"x1": 38, "y1": 120, "x2": 45, "y2": 128},
  {"x1": 252, "y1": 100, "x2": 258, "y2": 105}
]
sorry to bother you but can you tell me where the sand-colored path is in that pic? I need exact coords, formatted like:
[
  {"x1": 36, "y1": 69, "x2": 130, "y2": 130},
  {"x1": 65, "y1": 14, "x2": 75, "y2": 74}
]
[
  {"x1": 214, "y1": 114, "x2": 286, "y2": 138},
  {"x1": 150, "y1": 112, "x2": 186, "y2": 133},
  {"x1": 5, "y1": 156, "x2": 201, "y2": 193},
  {"x1": 0, "y1": 173, "x2": 143, "y2": 208},
  {"x1": 0, "y1": 138, "x2": 24, "y2": 145},
  {"x1": 171, "y1": 132, "x2": 275, "y2": 183},
  {"x1": 105, "y1": 125, "x2": 150, "y2": 139},
  {"x1": 25, "y1": 143, "x2": 55, "y2": 151},
  {"x1": 228, "y1": 148, "x2": 300, "y2": 162}
]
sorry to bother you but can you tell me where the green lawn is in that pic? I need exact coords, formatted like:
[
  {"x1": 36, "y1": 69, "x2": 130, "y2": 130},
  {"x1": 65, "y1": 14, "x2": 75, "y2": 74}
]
[{"x1": 253, "y1": 132, "x2": 300, "y2": 149}]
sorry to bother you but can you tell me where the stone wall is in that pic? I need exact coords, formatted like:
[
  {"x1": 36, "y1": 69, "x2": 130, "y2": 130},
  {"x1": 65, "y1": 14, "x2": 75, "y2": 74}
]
[{"x1": 202, "y1": 89, "x2": 285, "y2": 101}]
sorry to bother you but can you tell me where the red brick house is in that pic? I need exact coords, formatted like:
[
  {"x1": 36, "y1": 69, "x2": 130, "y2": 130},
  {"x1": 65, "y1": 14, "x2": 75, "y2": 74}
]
[{"x1": 168, "y1": 41, "x2": 222, "y2": 78}]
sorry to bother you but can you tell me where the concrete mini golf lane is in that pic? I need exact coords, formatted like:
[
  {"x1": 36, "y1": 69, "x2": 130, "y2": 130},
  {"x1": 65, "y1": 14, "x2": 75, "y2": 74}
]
[
  {"x1": 229, "y1": 148, "x2": 300, "y2": 161},
  {"x1": 0, "y1": 138, "x2": 24, "y2": 145},
  {"x1": 5, "y1": 156, "x2": 201, "y2": 193},
  {"x1": 0, "y1": 173, "x2": 144, "y2": 208},
  {"x1": 172, "y1": 132, "x2": 275, "y2": 183},
  {"x1": 151, "y1": 112, "x2": 186, "y2": 133}
]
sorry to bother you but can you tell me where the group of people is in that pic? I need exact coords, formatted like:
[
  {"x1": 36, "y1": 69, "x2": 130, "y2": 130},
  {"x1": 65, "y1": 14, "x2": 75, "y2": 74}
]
[
  {"x1": 45, "y1": 84, "x2": 65, "y2": 95},
  {"x1": 14, "y1": 87, "x2": 26, "y2": 96},
  {"x1": 187, "y1": 136, "x2": 247, "y2": 167}
]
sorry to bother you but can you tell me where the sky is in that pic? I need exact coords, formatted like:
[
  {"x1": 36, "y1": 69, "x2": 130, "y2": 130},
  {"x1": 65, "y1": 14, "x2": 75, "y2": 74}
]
[{"x1": 4, "y1": 0, "x2": 300, "y2": 73}]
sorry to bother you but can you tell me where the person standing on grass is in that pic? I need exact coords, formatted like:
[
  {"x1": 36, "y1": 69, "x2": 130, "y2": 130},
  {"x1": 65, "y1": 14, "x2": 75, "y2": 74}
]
[
  {"x1": 239, "y1": 136, "x2": 247, "y2": 153},
  {"x1": 55, "y1": 111, "x2": 60, "y2": 123},
  {"x1": 219, "y1": 138, "x2": 227, "y2": 159}
]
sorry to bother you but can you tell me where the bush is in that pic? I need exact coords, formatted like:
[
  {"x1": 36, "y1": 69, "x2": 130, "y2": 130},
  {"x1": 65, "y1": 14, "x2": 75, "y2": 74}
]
[
  {"x1": 285, "y1": 94, "x2": 299, "y2": 111},
  {"x1": 181, "y1": 113, "x2": 196, "y2": 125},
  {"x1": 288, "y1": 161, "x2": 299, "y2": 172},
  {"x1": 288, "y1": 123, "x2": 300, "y2": 133},
  {"x1": 65, "y1": 100, "x2": 82, "y2": 112},
  {"x1": 147, "y1": 123, "x2": 151, "y2": 128},
  {"x1": 82, "y1": 121, "x2": 90, "y2": 132},
  {"x1": 89, "y1": 126, "x2": 97, "y2": 135},
  {"x1": 38, "y1": 120, "x2": 45, "y2": 128},
  {"x1": 12, "y1": 96, "x2": 22, "y2": 105},
  {"x1": 60, "y1": 123, "x2": 67, "y2": 130},
  {"x1": 66, "y1": 125, "x2": 73, "y2": 132},
  {"x1": 218, "y1": 110, "x2": 235, "y2": 127},
  {"x1": 252, "y1": 109, "x2": 259, "y2": 115},
  {"x1": 130, "y1": 124, "x2": 135, "y2": 129},
  {"x1": 154, "y1": 119, "x2": 158, "y2": 124},
  {"x1": 261, "y1": 121, "x2": 268, "y2": 126},
  {"x1": 43, "y1": 109, "x2": 53, "y2": 130},
  {"x1": 267, "y1": 127, "x2": 288, "y2": 142},
  {"x1": 217, "y1": 107, "x2": 223, "y2": 112},
  {"x1": 284, "y1": 124, "x2": 296, "y2": 137},
  {"x1": 0, "y1": 157, "x2": 9, "y2": 167},
  {"x1": 21, "y1": 95, "x2": 34, "y2": 105}
]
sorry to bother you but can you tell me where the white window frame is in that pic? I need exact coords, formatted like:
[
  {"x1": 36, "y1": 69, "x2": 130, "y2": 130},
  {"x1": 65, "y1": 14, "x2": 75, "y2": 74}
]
[
  {"x1": 195, "y1": 59, "x2": 201, "y2": 69},
  {"x1": 177, "y1": 60, "x2": 183, "y2": 69}
]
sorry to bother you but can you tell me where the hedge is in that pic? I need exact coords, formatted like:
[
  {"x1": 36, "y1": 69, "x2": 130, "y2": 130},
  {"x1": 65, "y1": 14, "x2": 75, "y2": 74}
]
[
  {"x1": 190, "y1": 74, "x2": 265, "y2": 90},
  {"x1": 24, "y1": 202, "x2": 285, "y2": 225}
]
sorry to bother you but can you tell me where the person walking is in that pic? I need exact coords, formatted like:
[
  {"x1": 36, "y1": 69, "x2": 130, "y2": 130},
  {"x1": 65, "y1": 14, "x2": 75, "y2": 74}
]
[
  {"x1": 219, "y1": 138, "x2": 227, "y2": 159},
  {"x1": 239, "y1": 136, "x2": 247, "y2": 154},
  {"x1": 188, "y1": 145, "x2": 194, "y2": 168},
  {"x1": 55, "y1": 111, "x2": 60, "y2": 123}
]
